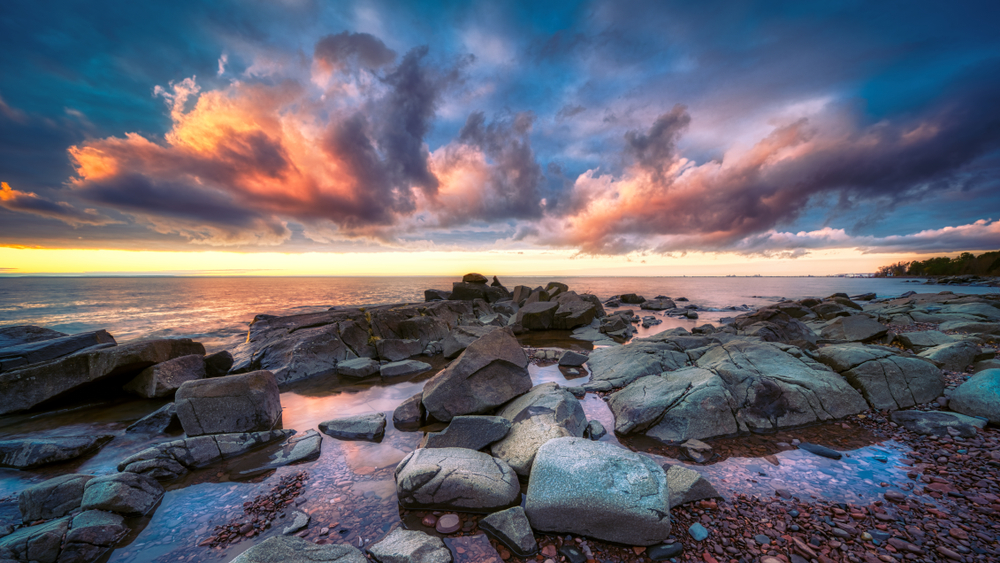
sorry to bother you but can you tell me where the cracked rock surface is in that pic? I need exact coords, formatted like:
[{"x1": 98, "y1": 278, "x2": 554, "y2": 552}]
[
  {"x1": 117, "y1": 429, "x2": 294, "y2": 480},
  {"x1": 491, "y1": 382, "x2": 587, "y2": 476},
  {"x1": 813, "y1": 343, "x2": 944, "y2": 410},
  {"x1": 394, "y1": 447, "x2": 520, "y2": 511}
]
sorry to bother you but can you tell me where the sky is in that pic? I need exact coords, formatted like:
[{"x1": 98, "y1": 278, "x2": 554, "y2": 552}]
[{"x1": 1, "y1": 0, "x2": 999, "y2": 275}]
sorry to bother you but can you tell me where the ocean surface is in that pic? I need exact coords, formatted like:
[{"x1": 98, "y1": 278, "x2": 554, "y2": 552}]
[{"x1": 0, "y1": 276, "x2": 996, "y2": 352}]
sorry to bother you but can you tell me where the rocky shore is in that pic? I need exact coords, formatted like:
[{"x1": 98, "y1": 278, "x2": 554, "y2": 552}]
[{"x1": 1, "y1": 274, "x2": 999, "y2": 563}]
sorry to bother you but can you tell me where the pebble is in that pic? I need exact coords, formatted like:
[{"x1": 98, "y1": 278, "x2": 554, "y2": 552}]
[
  {"x1": 649, "y1": 543, "x2": 684, "y2": 560},
  {"x1": 421, "y1": 514, "x2": 437, "y2": 527},
  {"x1": 688, "y1": 523, "x2": 709, "y2": 541},
  {"x1": 435, "y1": 513, "x2": 460, "y2": 534}
]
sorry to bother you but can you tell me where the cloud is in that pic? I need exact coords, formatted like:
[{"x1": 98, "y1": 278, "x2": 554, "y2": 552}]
[
  {"x1": 0, "y1": 182, "x2": 115, "y2": 226},
  {"x1": 314, "y1": 31, "x2": 396, "y2": 73}
]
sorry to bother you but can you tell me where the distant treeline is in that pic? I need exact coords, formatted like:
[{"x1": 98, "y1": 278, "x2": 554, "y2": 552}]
[{"x1": 875, "y1": 251, "x2": 1000, "y2": 277}]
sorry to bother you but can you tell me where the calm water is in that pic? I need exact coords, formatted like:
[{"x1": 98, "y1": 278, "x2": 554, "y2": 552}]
[{"x1": 1, "y1": 276, "x2": 993, "y2": 352}]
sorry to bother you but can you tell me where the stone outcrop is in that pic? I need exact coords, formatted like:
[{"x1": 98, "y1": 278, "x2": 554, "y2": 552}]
[
  {"x1": 491, "y1": 383, "x2": 587, "y2": 476},
  {"x1": 394, "y1": 448, "x2": 520, "y2": 510},
  {"x1": 419, "y1": 415, "x2": 511, "y2": 450},
  {"x1": 18, "y1": 474, "x2": 95, "y2": 523},
  {"x1": 585, "y1": 333, "x2": 706, "y2": 389},
  {"x1": 525, "y1": 437, "x2": 672, "y2": 546},
  {"x1": 59, "y1": 510, "x2": 129, "y2": 563},
  {"x1": 949, "y1": 369, "x2": 1000, "y2": 424},
  {"x1": 730, "y1": 308, "x2": 817, "y2": 346},
  {"x1": 818, "y1": 315, "x2": 888, "y2": 343},
  {"x1": 175, "y1": 370, "x2": 282, "y2": 436},
  {"x1": 516, "y1": 302, "x2": 559, "y2": 330},
  {"x1": 0, "y1": 338, "x2": 205, "y2": 415},
  {"x1": 319, "y1": 413, "x2": 387, "y2": 441},
  {"x1": 118, "y1": 430, "x2": 293, "y2": 480},
  {"x1": 894, "y1": 331, "x2": 956, "y2": 352},
  {"x1": 81, "y1": 472, "x2": 164, "y2": 516},
  {"x1": 813, "y1": 344, "x2": 944, "y2": 410},
  {"x1": 917, "y1": 341, "x2": 981, "y2": 371},
  {"x1": 420, "y1": 328, "x2": 531, "y2": 422},
  {"x1": 0, "y1": 330, "x2": 115, "y2": 373},
  {"x1": 0, "y1": 435, "x2": 114, "y2": 469},
  {"x1": 123, "y1": 354, "x2": 206, "y2": 398},
  {"x1": 230, "y1": 535, "x2": 367, "y2": 563}
]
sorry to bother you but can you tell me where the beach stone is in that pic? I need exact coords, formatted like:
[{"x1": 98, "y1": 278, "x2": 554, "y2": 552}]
[
  {"x1": 0, "y1": 337, "x2": 205, "y2": 416},
  {"x1": 231, "y1": 535, "x2": 366, "y2": 563},
  {"x1": 203, "y1": 350, "x2": 234, "y2": 377},
  {"x1": 551, "y1": 292, "x2": 601, "y2": 330},
  {"x1": 889, "y1": 410, "x2": 985, "y2": 438},
  {"x1": 421, "y1": 327, "x2": 531, "y2": 422},
  {"x1": 282, "y1": 511, "x2": 310, "y2": 535},
  {"x1": 918, "y1": 340, "x2": 980, "y2": 371},
  {"x1": 125, "y1": 402, "x2": 179, "y2": 434},
  {"x1": 117, "y1": 429, "x2": 293, "y2": 479},
  {"x1": 682, "y1": 439, "x2": 712, "y2": 463},
  {"x1": 393, "y1": 392, "x2": 425, "y2": 431},
  {"x1": 950, "y1": 369, "x2": 1000, "y2": 423},
  {"x1": 663, "y1": 465, "x2": 721, "y2": 507},
  {"x1": 0, "y1": 516, "x2": 69, "y2": 563},
  {"x1": 798, "y1": 443, "x2": 842, "y2": 460},
  {"x1": 525, "y1": 437, "x2": 671, "y2": 546},
  {"x1": 620, "y1": 293, "x2": 645, "y2": 304},
  {"x1": 123, "y1": 354, "x2": 206, "y2": 398},
  {"x1": 238, "y1": 430, "x2": 322, "y2": 477},
  {"x1": 0, "y1": 329, "x2": 115, "y2": 372},
  {"x1": 18, "y1": 474, "x2": 94, "y2": 523},
  {"x1": 480, "y1": 506, "x2": 538, "y2": 556},
  {"x1": 814, "y1": 344, "x2": 944, "y2": 410},
  {"x1": 0, "y1": 435, "x2": 114, "y2": 469},
  {"x1": 419, "y1": 415, "x2": 511, "y2": 450},
  {"x1": 516, "y1": 301, "x2": 559, "y2": 330},
  {"x1": 81, "y1": 472, "x2": 164, "y2": 516},
  {"x1": 557, "y1": 351, "x2": 588, "y2": 367},
  {"x1": 394, "y1": 447, "x2": 520, "y2": 510},
  {"x1": 818, "y1": 315, "x2": 888, "y2": 342},
  {"x1": 491, "y1": 383, "x2": 587, "y2": 476},
  {"x1": 319, "y1": 413, "x2": 387, "y2": 441},
  {"x1": 59, "y1": 510, "x2": 129, "y2": 563},
  {"x1": 376, "y1": 339, "x2": 424, "y2": 362},
  {"x1": 641, "y1": 299, "x2": 675, "y2": 311},
  {"x1": 688, "y1": 523, "x2": 708, "y2": 541},
  {"x1": 175, "y1": 370, "x2": 282, "y2": 436},
  {"x1": 381, "y1": 360, "x2": 431, "y2": 379},
  {"x1": 369, "y1": 528, "x2": 451, "y2": 563},
  {"x1": 648, "y1": 543, "x2": 683, "y2": 560},
  {"x1": 337, "y1": 357, "x2": 380, "y2": 378},
  {"x1": 583, "y1": 420, "x2": 606, "y2": 440},
  {"x1": 435, "y1": 514, "x2": 460, "y2": 534}
]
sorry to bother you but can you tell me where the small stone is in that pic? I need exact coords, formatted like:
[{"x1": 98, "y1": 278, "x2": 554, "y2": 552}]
[
  {"x1": 754, "y1": 534, "x2": 770, "y2": 545},
  {"x1": 649, "y1": 543, "x2": 684, "y2": 560},
  {"x1": 884, "y1": 490, "x2": 906, "y2": 503},
  {"x1": 688, "y1": 523, "x2": 709, "y2": 541},
  {"x1": 798, "y1": 442, "x2": 842, "y2": 460},
  {"x1": 421, "y1": 514, "x2": 437, "y2": 527},
  {"x1": 282, "y1": 511, "x2": 309, "y2": 535},
  {"x1": 435, "y1": 513, "x2": 460, "y2": 534}
]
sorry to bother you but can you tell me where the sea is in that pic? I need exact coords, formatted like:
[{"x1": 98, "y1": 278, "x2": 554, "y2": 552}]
[{"x1": 1, "y1": 275, "x2": 996, "y2": 352}]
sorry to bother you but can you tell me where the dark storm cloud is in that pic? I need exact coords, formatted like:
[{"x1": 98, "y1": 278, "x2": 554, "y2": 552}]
[
  {"x1": 0, "y1": 182, "x2": 114, "y2": 227},
  {"x1": 314, "y1": 31, "x2": 397, "y2": 72}
]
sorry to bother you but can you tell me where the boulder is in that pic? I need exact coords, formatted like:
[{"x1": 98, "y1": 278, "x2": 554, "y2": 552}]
[
  {"x1": 425, "y1": 289, "x2": 452, "y2": 302},
  {"x1": 394, "y1": 448, "x2": 520, "y2": 510},
  {"x1": 974, "y1": 359, "x2": 1000, "y2": 373},
  {"x1": 237, "y1": 430, "x2": 323, "y2": 477},
  {"x1": 641, "y1": 299, "x2": 675, "y2": 311},
  {"x1": 491, "y1": 383, "x2": 587, "y2": 476},
  {"x1": 0, "y1": 338, "x2": 205, "y2": 415},
  {"x1": 480, "y1": 506, "x2": 538, "y2": 557},
  {"x1": 511, "y1": 286, "x2": 533, "y2": 305},
  {"x1": 123, "y1": 354, "x2": 206, "y2": 398},
  {"x1": 586, "y1": 339, "x2": 690, "y2": 388},
  {"x1": 0, "y1": 325, "x2": 67, "y2": 348},
  {"x1": 818, "y1": 315, "x2": 888, "y2": 343},
  {"x1": 949, "y1": 369, "x2": 1000, "y2": 424},
  {"x1": 889, "y1": 410, "x2": 986, "y2": 438},
  {"x1": 894, "y1": 330, "x2": 956, "y2": 351},
  {"x1": 319, "y1": 413, "x2": 387, "y2": 441},
  {"x1": 450, "y1": 282, "x2": 506, "y2": 302},
  {"x1": 337, "y1": 357, "x2": 380, "y2": 378},
  {"x1": 419, "y1": 415, "x2": 511, "y2": 450},
  {"x1": 463, "y1": 273, "x2": 489, "y2": 284},
  {"x1": 231, "y1": 536, "x2": 366, "y2": 563},
  {"x1": 368, "y1": 528, "x2": 452, "y2": 563},
  {"x1": 393, "y1": 392, "x2": 425, "y2": 431},
  {"x1": 524, "y1": 289, "x2": 550, "y2": 305},
  {"x1": 421, "y1": 328, "x2": 531, "y2": 422},
  {"x1": 0, "y1": 330, "x2": 115, "y2": 372},
  {"x1": 558, "y1": 351, "x2": 588, "y2": 367},
  {"x1": 59, "y1": 510, "x2": 129, "y2": 563},
  {"x1": 938, "y1": 321, "x2": 1000, "y2": 336},
  {"x1": 117, "y1": 430, "x2": 293, "y2": 480},
  {"x1": 516, "y1": 302, "x2": 559, "y2": 331},
  {"x1": 204, "y1": 350, "x2": 234, "y2": 377},
  {"x1": 125, "y1": 403, "x2": 179, "y2": 433},
  {"x1": 525, "y1": 437, "x2": 671, "y2": 545},
  {"x1": 18, "y1": 474, "x2": 95, "y2": 523},
  {"x1": 813, "y1": 344, "x2": 944, "y2": 410},
  {"x1": 662, "y1": 464, "x2": 720, "y2": 507},
  {"x1": 175, "y1": 370, "x2": 282, "y2": 436},
  {"x1": 918, "y1": 341, "x2": 980, "y2": 371},
  {"x1": 0, "y1": 516, "x2": 69, "y2": 563},
  {"x1": 81, "y1": 472, "x2": 163, "y2": 516},
  {"x1": 380, "y1": 360, "x2": 431, "y2": 379},
  {"x1": 441, "y1": 326, "x2": 498, "y2": 359},
  {"x1": 397, "y1": 317, "x2": 451, "y2": 346},
  {"x1": 376, "y1": 339, "x2": 424, "y2": 362},
  {"x1": 620, "y1": 294, "x2": 645, "y2": 304},
  {"x1": 731, "y1": 308, "x2": 817, "y2": 345},
  {"x1": 583, "y1": 420, "x2": 606, "y2": 440},
  {"x1": 0, "y1": 435, "x2": 114, "y2": 469},
  {"x1": 282, "y1": 511, "x2": 309, "y2": 535}
]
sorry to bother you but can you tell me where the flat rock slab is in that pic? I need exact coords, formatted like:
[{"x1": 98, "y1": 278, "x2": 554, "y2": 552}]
[
  {"x1": 368, "y1": 528, "x2": 452, "y2": 563},
  {"x1": 231, "y1": 536, "x2": 367, "y2": 563},
  {"x1": 949, "y1": 369, "x2": 1000, "y2": 424},
  {"x1": 918, "y1": 341, "x2": 980, "y2": 372},
  {"x1": 798, "y1": 443, "x2": 842, "y2": 460},
  {"x1": 557, "y1": 350, "x2": 588, "y2": 367},
  {"x1": 175, "y1": 370, "x2": 282, "y2": 436},
  {"x1": 61, "y1": 509, "x2": 130, "y2": 563},
  {"x1": 889, "y1": 410, "x2": 986, "y2": 438},
  {"x1": 124, "y1": 354, "x2": 206, "y2": 398},
  {"x1": 0, "y1": 435, "x2": 114, "y2": 469},
  {"x1": 125, "y1": 402, "x2": 179, "y2": 434},
  {"x1": 0, "y1": 325, "x2": 67, "y2": 348},
  {"x1": 525, "y1": 437, "x2": 672, "y2": 546},
  {"x1": 337, "y1": 357, "x2": 380, "y2": 378},
  {"x1": 480, "y1": 506, "x2": 538, "y2": 557},
  {"x1": 81, "y1": 472, "x2": 164, "y2": 516},
  {"x1": 238, "y1": 430, "x2": 323, "y2": 477},
  {"x1": 320, "y1": 413, "x2": 387, "y2": 441},
  {"x1": 381, "y1": 360, "x2": 431, "y2": 379},
  {"x1": 814, "y1": 344, "x2": 944, "y2": 411},
  {"x1": 118, "y1": 429, "x2": 294, "y2": 480},
  {"x1": 819, "y1": 315, "x2": 888, "y2": 342},
  {"x1": 0, "y1": 329, "x2": 115, "y2": 372},
  {"x1": 420, "y1": 415, "x2": 511, "y2": 450},
  {"x1": 395, "y1": 447, "x2": 520, "y2": 511},
  {"x1": 0, "y1": 515, "x2": 70, "y2": 563},
  {"x1": 662, "y1": 464, "x2": 720, "y2": 508},
  {"x1": 18, "y1": 474, "x2": 95, "y2": 523}
]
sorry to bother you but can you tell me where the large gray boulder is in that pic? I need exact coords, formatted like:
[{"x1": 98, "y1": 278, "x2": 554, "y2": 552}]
[
  {"x1": 813, "y1": 344, "x2": 944, "y2": 410},
  {"x1": 394, "y1": 448, "x2": 520, "y2": 510},
  {"x1": 516, "y1": 302, "x2": 559, "y2": 330},
  {"x1": 525, "y1": 437, "x2": 671, "y2": 546},
  {"x1": 918, "y1": 341, "x2": 980, "y2": 371},
  {"x1": 59, "y1": 510, "x2": 129, "y2": 563},
  {"x1": 419, "y1": 415, "x2": 511, "y2": 450},
  {"x1": 380, "y1": 360, "x2": 431, "y2": 379},
  {"x1": 393, "y1": 392, "x2": 425, "y2": 431},
  {"x1": 949, "y1": 369, "x2": 1000, "y2": 424},
  {"x1": 118, "y1": 430, "x2": 293, "y2": 480},
  {"x1": 421, "y1": 328, "x2": 531, "y2": 422},
  {"x1": 319, "y1": 413, "x2": 386, "y2": 441},
  {"x1": 641, "y1": 299, "x2": 675, "y2": 311},
  {"x1": 0, "y1": 330, "x2": 115, "y2": 372},
  {"x1": 18, "y1": 474, "x2": 95, "y2": 523},
  {"x1": 818, "y1": 315, "x2": 888, "y2": 342},
  {"x1": 586, "y1": 336, "x2": 701, "y2": 388},
  {"x1": 0, "y1": 435, "x2": 114, "y2": 469},
  {"x1": 231, "y1": 536, "x2": 367, "y2": 563},
  {"x1": 0, "y1": 338, "x2": 205, "y2": 415},
  {"x1": 123, "y1": 354, "x2": 206, "y2": 398},
  {"x1": 441, "y1": 326, "x2": 498, "y2": 359},
  {"x1": 491, "y1": 383, "x2": 587, "y2": 476},
  {"x1": 368, "y1": 528, "x2": 451, "y2": 563},
  {"x1": 551, "y1": 292, "x2": 601, "y2": 330},
  {"x1": 480, "y1": 506, "x2": 538, "y2": 557},
  {"x1": 0, "y1": 516, "x2": 69, "y2": 563},
  {"x1": 175, "y1": 370, "x2": 282, "y2": 436},
  {"x1": 81, "y1": 472, "x2": 164, "y2": 516}
]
